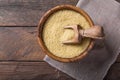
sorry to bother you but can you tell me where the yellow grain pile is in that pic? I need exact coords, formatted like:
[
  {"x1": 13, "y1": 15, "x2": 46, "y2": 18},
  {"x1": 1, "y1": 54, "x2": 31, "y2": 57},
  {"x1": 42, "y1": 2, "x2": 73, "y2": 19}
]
[{"x1": 43, "y1": 9, "x2": 91, "y2": 58}]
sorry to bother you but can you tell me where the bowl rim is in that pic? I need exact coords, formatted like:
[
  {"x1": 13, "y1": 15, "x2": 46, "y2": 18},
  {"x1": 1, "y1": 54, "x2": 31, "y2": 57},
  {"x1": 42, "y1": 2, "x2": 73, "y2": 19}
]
[{"x1": 38, "y1": 5, "x2": 94, "y2": 62}]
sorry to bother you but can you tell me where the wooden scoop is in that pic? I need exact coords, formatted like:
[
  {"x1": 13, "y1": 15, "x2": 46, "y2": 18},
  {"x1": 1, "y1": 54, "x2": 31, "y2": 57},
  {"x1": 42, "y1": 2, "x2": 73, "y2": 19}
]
[{"x1": 63, "y1": 25, "x2": 104, "y2": 44}]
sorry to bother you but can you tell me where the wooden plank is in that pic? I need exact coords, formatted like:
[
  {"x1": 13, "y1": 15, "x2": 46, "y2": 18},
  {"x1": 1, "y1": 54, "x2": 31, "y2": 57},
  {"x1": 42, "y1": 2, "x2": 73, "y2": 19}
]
[
  {"x1": 0, "y1": 27, "x2": 45, "y2": 61},
  {"x1": 0, "y1": 62, "x2": 75, "y2": 80},
  {"x1": 0, "y1": 0, "x2": 78, "y2": 26},
  {"x1": 0, "y1": 61, "x2": 119, "y2": 80},
  {"x1": 0, "y1": 27, "x2": 120, "y2": 62},
  {"x1": 104, "y1": 63, "x2": 120, "y2": 80}
]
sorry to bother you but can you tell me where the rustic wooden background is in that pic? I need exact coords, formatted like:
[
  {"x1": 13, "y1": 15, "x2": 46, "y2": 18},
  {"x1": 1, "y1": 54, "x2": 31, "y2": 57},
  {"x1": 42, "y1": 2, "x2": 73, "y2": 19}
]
[{"x1": 0, "y1": 0, "x2": 120, "y2": 80}]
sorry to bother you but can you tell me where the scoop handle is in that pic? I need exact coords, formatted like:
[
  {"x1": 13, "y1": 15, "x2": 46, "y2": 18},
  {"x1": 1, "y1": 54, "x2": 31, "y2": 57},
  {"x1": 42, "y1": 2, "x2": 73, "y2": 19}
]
[{"x1": 79, "y1": 26, "x2": 104, "y2": 39}]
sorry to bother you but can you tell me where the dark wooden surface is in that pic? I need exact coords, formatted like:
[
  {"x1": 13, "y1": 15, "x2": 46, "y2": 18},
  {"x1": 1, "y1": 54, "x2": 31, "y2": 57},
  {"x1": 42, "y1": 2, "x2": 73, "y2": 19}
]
[
  {"x1": 0, "y1": 0, "x2": 120, "y2": 80},
  {"x1": 0, "y1": 0, "x2": 78, "y2": 26}
]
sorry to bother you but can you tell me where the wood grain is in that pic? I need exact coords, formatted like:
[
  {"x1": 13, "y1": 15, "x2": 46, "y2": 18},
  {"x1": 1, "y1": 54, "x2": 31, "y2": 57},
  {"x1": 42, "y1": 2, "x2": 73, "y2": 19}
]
[
  {"x1": 0, "y1": 27, "x2": 44, "y2": 61},
  {"x1": 0, "y1": 0, "x2": 78, "y2": 26},
  {"x1": 0, "y1": 61, "x2": 118, "y2": 80},
  {"x1": 0, "y1": 62, "x2": 75, "y2": 80}
]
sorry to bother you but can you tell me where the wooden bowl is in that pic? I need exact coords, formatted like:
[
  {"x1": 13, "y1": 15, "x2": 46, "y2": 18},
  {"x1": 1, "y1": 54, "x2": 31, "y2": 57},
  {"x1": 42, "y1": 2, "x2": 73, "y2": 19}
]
[{"x1": 38, "y1": 5, "x2": 94, "y2": 62}]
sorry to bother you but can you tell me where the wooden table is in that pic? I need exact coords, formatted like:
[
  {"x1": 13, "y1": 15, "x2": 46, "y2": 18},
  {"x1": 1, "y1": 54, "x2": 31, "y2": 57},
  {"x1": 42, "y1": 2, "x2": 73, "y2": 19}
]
[{"x1": 0, "y1": 0, "x2": 120, "y2": 80}]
